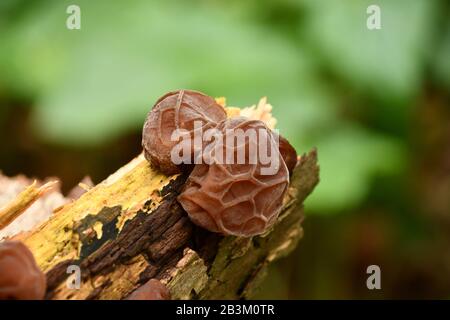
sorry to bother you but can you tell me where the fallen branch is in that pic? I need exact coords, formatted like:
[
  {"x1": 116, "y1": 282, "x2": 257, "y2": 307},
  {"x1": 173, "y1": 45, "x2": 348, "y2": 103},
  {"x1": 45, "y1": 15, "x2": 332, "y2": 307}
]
[{"x1": 7, "y1": 149, "x2": 318, "y2": 300}]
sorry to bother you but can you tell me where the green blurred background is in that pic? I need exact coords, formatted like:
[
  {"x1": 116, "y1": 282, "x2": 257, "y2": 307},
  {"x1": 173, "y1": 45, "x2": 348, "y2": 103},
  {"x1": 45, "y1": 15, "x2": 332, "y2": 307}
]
[{"x1": 1, "y1": 0, "x2": 450, "y2": 299}]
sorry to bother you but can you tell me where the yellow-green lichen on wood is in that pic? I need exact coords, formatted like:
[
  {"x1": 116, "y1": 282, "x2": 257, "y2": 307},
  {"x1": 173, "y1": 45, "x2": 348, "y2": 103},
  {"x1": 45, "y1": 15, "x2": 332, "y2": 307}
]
[
  {"x1": 1, "y1": 97, "x2": 319, "y2": 300},
  {"x1": 15, "y1": 154, "x2": 176, "y2": 272},
  {"x1": 12, "y1": 149, "x2": 318, "y2": 300}
]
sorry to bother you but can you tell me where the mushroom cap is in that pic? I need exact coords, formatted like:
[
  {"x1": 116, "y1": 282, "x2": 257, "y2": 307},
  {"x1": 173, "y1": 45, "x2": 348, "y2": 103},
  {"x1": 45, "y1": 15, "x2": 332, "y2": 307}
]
[
  {"x1": 127, "y1": 279, "x2": 170, "y2": 300},
  {"x1": 0, "y1": 241, "x2": 46, "y2": 300},
  {"x1": 178, "y1": 117, "x2": 289, "y2": 237},
  {"x1": 142, "y1": 89, "x2": 227, "y2": 175}
]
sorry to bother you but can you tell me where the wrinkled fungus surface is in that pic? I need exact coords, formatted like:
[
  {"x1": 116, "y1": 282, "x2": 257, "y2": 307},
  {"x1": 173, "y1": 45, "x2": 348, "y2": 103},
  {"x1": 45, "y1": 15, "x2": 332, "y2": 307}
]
[
  {"x1": 178, "y1": 117, "x2": 290, "y2": 237},
  {"x1": 142, "y1": 90, "x2": 227, "y2": 175}
]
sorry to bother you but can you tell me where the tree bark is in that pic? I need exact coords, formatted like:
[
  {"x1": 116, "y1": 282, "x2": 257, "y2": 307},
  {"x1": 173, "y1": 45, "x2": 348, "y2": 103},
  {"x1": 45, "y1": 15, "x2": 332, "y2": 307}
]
[{"x1": 11, "y1": 149, "x2": 319, "y2": 300}]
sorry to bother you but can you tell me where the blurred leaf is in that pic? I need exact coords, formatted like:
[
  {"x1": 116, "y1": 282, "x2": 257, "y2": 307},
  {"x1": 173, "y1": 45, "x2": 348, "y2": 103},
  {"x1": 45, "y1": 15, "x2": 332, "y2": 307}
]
[
  {"x1": 273, "y1": 84, "x2": 338, "y2": 149},
  {"x1": 0, "y1": 0, "x2": 320, "y2": 145},
  {"x1": 0, "y1": 0, "x2": 412, "y2": 215},
  {"x1": 301, "y1": 0, "x2": 437, "y2": 103},
  {"x1": 434, "y1": 21, "x2": 450, "y2": 91},
  {"x1": 305, "y1": 124, "x2": 406, "y2": 213}
]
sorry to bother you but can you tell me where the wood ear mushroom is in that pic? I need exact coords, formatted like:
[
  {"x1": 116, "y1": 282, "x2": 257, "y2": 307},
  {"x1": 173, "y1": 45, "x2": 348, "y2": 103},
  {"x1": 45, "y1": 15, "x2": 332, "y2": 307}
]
[
  {"x1": 142, "y1": 91, "x2": 298, "y2": 237},
  {"x1": 142, "y1": 89, "x2": 227, "y2": 175},
  {"x1": 0, "y1": 241, "x2": 47, "y2": 300},
  {"x1": 177, "y1": 117, "x2": 290, "y2": 237}
]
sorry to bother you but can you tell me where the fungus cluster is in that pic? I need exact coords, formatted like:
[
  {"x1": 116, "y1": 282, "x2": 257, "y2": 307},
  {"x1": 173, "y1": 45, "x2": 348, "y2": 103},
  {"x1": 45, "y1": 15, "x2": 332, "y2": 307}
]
[{"x1": 142, "y1": 90, "x2": 297, "y2": 237}]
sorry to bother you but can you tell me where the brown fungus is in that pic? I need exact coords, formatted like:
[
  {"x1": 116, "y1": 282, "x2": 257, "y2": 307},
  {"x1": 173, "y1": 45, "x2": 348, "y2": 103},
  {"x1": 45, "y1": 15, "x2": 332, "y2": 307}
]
[
  {"x1": 0, "y1": 241, "x2": 46, "y2": 300},
  {"x1": 177, "y1": 117, "x2": 290, "y2": 237},
  {"x1": 142, "y1": 89, "x2": 227, "y2": 175},
  {"x1": 127, "y1": 279, "x2": 170, "y2": 300},
  {"x1": 277, "y1": 134, "x2": 298, "y2": 176}
]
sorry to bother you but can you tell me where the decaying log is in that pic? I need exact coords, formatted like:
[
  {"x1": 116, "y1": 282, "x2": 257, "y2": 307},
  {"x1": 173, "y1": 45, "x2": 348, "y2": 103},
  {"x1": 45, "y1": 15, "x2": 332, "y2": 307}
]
[{"x1": 7, "y1": 148, "x2": 318, "y2": 300}]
